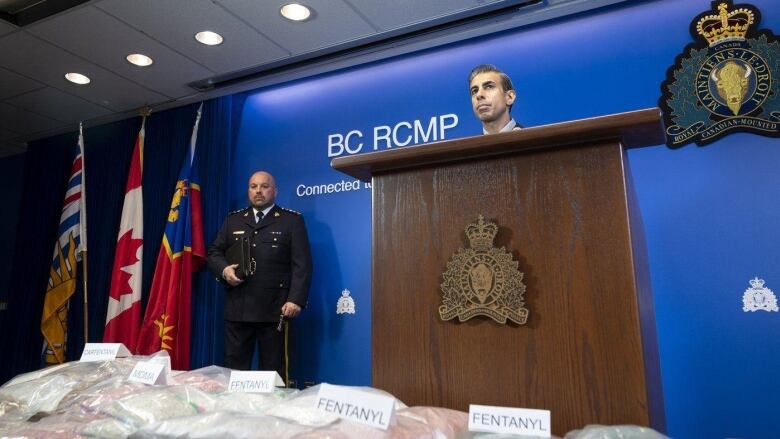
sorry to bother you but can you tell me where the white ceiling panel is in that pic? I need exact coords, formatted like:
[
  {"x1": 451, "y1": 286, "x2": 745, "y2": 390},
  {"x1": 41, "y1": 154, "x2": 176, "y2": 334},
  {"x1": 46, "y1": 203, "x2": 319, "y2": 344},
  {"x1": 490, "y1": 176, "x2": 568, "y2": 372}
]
[
  {"x1": 0, "y1": 102, "x2": 65, "y2": 135},
  {"x1": 0, "y1": 32, "x2": 166, "y2": 112},
  {"x1": 0, "y1": 66, "x2": 43, "y2": 99},
  {"x1": 27, "y1": 6, "x2": 215, "y2": 98},
  {"x1": 7, "y1": 87, "x2": 112, "y2": 124},
  {"x1": 0, "y1": 128, "x2": 25, "y2": 153},
  {"x1": 216, "y1": 0, "x2": 376, "y2": 54},
  {"x1": 95, "y1": 0, "x2": 289, "y2": 74},
  {"x1": 0, "y1": 19, "x2": 16, "y2": 37},
  {"x1": 0, "y1": 128, "x2": 20, "y2": 139},
  {"x1": 0, "y1": 0, "x2": 626, "y2": 157},
  {"x1": 0, "y1": 139, "x2": 26, "y2": 158},
  {"x1": 345, "y1": 0, "x2": 505, "y2": 31}
]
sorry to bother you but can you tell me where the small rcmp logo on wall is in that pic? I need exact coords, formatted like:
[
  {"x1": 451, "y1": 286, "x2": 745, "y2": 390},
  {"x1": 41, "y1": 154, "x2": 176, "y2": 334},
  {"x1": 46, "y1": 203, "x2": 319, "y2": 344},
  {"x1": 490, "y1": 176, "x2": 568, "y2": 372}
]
[
  {"x1": 660, "y1": 1, "x2": 780, "y2": 147},
  {"x1": 336, "y1": 289, "x2": 356, "y2": 315},
  {"x1": 742, "y1": 277, "x2": 778, "y2": 312}
]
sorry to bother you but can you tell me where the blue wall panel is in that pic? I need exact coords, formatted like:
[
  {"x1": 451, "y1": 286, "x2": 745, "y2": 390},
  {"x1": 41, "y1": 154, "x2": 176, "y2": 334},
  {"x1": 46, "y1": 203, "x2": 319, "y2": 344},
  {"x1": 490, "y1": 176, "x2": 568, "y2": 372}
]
[{"x1": 233, "y1": 1, "x2": 780, "y2": 437}]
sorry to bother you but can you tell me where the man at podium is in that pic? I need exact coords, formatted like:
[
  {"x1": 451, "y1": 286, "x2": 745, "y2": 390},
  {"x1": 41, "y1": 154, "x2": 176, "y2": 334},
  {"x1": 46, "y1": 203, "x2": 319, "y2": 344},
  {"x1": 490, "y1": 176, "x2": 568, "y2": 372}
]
[{"x1": 468, "y1": 64, "x2": 522, "y2": 134}]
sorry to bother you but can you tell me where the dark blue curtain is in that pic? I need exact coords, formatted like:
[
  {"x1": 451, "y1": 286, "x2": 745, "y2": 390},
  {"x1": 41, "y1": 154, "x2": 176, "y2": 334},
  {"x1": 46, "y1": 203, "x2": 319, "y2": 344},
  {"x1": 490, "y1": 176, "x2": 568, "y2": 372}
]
[
  {"x1": 0, "y1": 153, "x2": 26, "y2": 334},
  {"x1": 190, "y1": 95, "x2": 246, "y2": 368},
  {"x1": 1, "y1": 128, "x2": 96, "y2": 380},
  {"x1": 0, "y1": 94, "x2": 244, "y2": 383}
]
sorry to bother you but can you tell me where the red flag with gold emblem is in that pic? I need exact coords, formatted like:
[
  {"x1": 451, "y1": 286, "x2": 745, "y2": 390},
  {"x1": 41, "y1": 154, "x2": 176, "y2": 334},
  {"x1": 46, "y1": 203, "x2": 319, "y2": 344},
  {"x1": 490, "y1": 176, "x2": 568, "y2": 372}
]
[{"x1": 135, "y1": 106, "x2": 205, "y2": 369}]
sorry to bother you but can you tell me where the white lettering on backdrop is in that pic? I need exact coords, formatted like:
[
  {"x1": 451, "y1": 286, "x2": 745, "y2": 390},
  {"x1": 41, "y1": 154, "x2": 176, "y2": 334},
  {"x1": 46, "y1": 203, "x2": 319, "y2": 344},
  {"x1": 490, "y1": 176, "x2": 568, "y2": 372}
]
[{"x1": 327, "y1": 113, "x2": 459, "y2": 158}]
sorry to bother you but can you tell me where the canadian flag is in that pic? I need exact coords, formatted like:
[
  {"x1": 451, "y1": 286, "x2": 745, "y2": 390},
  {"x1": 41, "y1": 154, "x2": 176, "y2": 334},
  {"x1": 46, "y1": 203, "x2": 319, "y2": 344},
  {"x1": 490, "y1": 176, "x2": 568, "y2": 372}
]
[{"x1": 103, "y1": 118, "x2": 145, "y2": 348}]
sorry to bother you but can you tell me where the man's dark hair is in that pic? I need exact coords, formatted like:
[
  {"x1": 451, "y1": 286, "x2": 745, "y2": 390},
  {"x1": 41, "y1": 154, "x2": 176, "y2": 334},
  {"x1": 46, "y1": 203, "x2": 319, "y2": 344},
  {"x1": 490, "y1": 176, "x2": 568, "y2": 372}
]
[{"x1": 467, "y1": 64, "x2": 515, "y2": 93}]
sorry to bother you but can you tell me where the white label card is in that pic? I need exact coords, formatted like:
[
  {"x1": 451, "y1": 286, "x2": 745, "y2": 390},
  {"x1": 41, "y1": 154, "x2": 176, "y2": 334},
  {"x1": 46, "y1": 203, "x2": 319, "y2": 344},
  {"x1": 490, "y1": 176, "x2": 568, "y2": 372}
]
[
  {"x1": 128, "y1": 361, "x2": 166, "y2": 385},
  {"x1": 315, "y1": 383, "x2": 395, "y2": 430},
  {"x1": 148, "y1": 354, "x2": 172, "y2": 373},
  {"x1": 228, "y1": 371, "x2": 285, "y2": 393},
  {"x1": 79, "y1": 343, "x2": 131, "y2": 362},
  {"x1": 469, "y1": 404, "x2": 551, "y2": 437}
]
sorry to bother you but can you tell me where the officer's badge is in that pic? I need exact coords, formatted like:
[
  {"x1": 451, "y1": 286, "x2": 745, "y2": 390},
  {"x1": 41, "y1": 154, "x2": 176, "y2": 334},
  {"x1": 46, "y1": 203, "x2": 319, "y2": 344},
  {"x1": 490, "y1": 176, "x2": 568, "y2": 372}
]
[
  {"x1": 660, "y1": 1, "x2": 780, "y2": 147},
  {"x1": 336, "y1": 289, "x2": 356, "y2": 314},
  {"x1": 439, "y1": 216, "x2": 528, "y2": 324},
  {"x1": 742, "y1": 277, "x2": 778, "y2": 312}
]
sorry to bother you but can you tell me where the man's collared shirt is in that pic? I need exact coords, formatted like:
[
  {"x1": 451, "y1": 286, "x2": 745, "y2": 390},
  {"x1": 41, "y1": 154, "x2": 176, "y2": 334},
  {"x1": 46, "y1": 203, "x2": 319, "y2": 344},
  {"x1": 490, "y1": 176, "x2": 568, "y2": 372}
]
[
  {"x1": 253, "y1": 204, "x2": 275, "y2": 222},
  {"x1": 483, "y1": 119, "x2": 519, "y2": 135}
]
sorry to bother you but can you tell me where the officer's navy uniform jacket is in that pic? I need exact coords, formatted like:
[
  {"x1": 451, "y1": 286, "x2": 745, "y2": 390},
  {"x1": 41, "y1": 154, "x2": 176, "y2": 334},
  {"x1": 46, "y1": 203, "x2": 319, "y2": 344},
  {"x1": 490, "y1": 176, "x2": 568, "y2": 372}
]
[{"x1": 207, "y1": 205, "x2": 313, "y2": 323}]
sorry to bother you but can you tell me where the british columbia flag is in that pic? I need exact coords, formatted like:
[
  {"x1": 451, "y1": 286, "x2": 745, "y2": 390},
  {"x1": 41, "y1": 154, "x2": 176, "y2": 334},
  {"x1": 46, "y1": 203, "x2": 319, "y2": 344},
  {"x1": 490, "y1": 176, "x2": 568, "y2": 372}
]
[{"x1": 41, "y1": 124, "x2": 87, "y2": 364}]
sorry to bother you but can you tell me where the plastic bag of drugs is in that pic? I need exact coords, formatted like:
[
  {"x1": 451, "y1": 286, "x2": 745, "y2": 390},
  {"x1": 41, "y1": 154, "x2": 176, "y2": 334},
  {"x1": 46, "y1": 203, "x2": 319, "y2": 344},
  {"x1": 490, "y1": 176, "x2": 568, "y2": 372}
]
[
  {"x1": 131, "y1": 411, "x2": 315, "y2": 438},
  {"x1": 264, "y1": 384, "x2": 406, "y2": 427},
  {"x1": 99, "y1": 385, "x2": 216, "y2": 427},
  {"x1": 564, "y1": 424, "x2": 669, "y2": 439},
  {"x1": 294, "y1": 406, "x2": 469, "y2": 439}
]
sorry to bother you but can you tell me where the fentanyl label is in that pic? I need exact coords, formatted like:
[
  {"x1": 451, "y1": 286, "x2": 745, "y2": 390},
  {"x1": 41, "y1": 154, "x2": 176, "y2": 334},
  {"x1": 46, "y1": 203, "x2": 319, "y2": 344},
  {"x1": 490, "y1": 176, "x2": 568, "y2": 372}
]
[
  {"x1": 228, "y1": 371, "x2": 284, "y2": 393},
  {"x1": 315, "y1": 383, "x2": 395, "y2": 430},
  {"x1": 468, "y1": 404, "x2": 551, "y2": 437}
]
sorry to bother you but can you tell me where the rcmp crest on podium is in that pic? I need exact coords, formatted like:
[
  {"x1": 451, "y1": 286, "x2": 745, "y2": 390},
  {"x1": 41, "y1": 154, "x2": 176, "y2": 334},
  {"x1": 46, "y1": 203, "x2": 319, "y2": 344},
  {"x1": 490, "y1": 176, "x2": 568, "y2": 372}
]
[
  {"x1": 439, "y1": 216, "x2": 528, "y2": 325},
  {"x1": 660, "y1": 1, "x2": 780, "y2": 147}
]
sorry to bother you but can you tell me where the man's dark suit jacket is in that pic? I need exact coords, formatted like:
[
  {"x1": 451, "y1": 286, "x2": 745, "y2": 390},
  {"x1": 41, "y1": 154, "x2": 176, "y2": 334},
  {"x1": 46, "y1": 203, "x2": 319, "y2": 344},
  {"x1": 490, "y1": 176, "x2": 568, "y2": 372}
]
[{"x1": 207, "y1": 205, "x2": 312, "y2": 322}]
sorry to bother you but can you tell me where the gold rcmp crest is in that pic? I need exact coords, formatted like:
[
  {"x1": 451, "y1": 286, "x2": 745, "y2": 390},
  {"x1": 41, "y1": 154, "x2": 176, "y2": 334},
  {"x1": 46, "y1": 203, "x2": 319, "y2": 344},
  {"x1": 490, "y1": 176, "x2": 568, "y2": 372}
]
[
  {"x1": 439, "y1": 215, "x2": 528, "y2": 324},
  {"x1": 660, "y1": 1, "x2": 780, "y2": 147}
]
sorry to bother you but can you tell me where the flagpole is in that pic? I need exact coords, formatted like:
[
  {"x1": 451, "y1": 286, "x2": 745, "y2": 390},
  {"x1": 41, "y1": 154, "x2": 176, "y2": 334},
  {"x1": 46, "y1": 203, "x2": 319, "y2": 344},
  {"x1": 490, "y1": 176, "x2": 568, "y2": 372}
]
[
  {"x1": 82, "y1": 250, "x2": 89, "y2": 342},
  {"x1": 79, "y1": 122, "x2": 89, "y2": 343}
]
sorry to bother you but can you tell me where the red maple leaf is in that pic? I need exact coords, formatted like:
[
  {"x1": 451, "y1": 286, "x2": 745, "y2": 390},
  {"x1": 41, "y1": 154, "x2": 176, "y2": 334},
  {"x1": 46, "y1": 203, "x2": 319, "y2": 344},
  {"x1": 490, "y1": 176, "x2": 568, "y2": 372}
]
[{"x1": 108, "y1": 230, "x2": 143, "y2": 300}]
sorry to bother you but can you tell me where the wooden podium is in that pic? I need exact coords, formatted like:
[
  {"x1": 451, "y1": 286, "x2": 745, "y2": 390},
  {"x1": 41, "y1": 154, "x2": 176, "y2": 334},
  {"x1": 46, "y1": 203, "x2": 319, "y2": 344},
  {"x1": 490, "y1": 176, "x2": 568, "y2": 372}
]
[{"x1": 332, "y1": 108, "x2": 666, "y2": 435}]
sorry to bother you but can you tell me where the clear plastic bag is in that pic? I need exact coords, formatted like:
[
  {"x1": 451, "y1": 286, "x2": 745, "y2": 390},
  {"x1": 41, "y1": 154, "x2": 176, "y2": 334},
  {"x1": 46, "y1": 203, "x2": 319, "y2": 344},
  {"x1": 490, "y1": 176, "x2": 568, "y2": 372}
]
[
  {"x1": 564, "y1": 424, "x2": 669, "y2": 439},
  {"x1": 131, "y1": 411, "x2": 316, "y2": 439},
  {"x1": 263, "y1": 384, "x2": 405, "y2": 427},
  {"x1": 172, "y1": 365, "x2": 233, "y2": 393},
  {"x1": 0, "y1": 371, "x2": 82, "y2": 419},
  {"x1": 100, "y1": 385, "x2": 216, "y2": 427},
  {"x1": 294, "y1": 407, "x2": 469, "y2": 439}
]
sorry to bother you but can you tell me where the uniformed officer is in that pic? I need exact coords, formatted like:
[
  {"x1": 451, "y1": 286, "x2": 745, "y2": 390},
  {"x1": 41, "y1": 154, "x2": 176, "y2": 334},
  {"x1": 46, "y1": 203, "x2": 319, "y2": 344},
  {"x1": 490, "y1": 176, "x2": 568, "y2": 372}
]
[{"x1": 207, "y1": 171, "x2": 312, "y2": 381}]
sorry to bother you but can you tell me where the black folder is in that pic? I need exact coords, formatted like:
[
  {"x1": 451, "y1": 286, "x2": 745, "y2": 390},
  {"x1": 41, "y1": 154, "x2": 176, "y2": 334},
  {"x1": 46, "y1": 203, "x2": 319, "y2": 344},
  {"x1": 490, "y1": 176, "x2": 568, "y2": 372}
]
[{"x1": 226, "y1": 236, "x2": 252, "y2": 279}]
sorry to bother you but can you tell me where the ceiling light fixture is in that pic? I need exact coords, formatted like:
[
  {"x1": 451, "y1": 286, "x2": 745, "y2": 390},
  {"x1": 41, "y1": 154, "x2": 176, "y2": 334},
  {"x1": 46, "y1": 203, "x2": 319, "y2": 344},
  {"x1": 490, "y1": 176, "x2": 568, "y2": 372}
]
[
  {"x1": 195, "y1": 31, "x2": 224, "y2": 46},
  {"x1": 280, "y1": 3, "x2": 311, "y2": 21},
  {"x1": 64, "y1": 72, "x2": 90, "y2": 85},
  {"x1": 126, "y1": 53, "x2": 154, "y2": 67}
]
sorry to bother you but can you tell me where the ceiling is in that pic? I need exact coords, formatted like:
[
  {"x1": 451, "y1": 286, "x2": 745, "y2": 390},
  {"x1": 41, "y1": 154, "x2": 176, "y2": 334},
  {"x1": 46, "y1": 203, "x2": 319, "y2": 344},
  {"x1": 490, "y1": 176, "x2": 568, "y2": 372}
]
[{"x1": 0, "y1": 0, "x2": 626, "y2": 157}]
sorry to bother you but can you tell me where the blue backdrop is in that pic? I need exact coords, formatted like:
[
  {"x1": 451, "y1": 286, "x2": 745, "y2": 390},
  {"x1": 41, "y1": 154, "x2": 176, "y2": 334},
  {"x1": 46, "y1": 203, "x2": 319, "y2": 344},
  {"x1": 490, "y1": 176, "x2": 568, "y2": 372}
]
[{"x1": 231, "y1": 1, "x2": 780, "y2": 438}]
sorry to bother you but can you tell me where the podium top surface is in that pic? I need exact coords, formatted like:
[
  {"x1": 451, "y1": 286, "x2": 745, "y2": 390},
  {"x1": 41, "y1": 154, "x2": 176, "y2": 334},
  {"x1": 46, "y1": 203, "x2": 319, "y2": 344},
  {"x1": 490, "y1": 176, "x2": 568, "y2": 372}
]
[{"x1": 331, "y1": 107, "x2": 664, "y2": 181}]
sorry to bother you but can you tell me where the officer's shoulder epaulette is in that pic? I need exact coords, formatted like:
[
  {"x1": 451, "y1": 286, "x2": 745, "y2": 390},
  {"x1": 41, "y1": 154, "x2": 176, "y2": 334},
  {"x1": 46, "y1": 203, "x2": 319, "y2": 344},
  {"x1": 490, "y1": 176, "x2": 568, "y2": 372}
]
[
  {"x1": 279, "y1": 206, "x2": 301, "y2": 216},
  {"x1": 228, "y1": 207, "x2": 248, "y2": 216}
]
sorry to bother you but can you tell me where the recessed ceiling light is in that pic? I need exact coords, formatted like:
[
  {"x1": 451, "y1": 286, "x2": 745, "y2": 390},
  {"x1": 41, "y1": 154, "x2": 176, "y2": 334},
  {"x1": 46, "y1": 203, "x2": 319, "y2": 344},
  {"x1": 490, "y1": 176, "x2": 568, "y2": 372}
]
[
  {"x1": 65, "y1": 72, "x2": 90, "y2": 85},
  {"x1": 195, "y1": 31, "x2": 224, "y2": 46},
  {"x1": 280, "y1": 3, "x2": 311, "y2": 21},
  {"x1": 126, "y1": 53, "x2": 154, "y2": 67}
]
